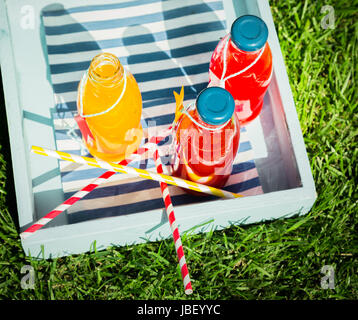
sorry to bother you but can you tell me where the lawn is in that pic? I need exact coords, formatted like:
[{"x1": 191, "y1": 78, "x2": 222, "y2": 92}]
[{"x1": 0, "y1": 0, "x2": 357, "y2": 299}]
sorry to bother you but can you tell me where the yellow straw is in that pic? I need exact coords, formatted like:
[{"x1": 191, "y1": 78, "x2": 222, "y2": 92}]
[{"x1": 31, "y1": 146, "x2": 244, "y2": 199}]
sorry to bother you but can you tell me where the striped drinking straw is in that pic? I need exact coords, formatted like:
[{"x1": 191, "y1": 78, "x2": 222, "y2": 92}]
[
  {"x1": 150, "y1": 137, "x2": 193, "y2": 295},
  {"x1": 30, "y1": 146, "x2": 244, "y2": 199}
]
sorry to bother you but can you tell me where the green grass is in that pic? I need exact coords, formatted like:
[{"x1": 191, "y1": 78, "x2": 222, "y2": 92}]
[{"x1": 0, "y1": 0, "x2": 357, "y2": 299}]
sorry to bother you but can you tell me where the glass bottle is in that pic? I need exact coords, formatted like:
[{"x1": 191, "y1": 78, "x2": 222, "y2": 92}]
[
  {"x1": 172, "y1": 87, "x2": 240, "y2": 190},
  {"x1": 209, "y1": 15, "x2": 273, "y2": 125},
  {"x1": 76, "y1": 52, "x2": 143, "y2": 162}
]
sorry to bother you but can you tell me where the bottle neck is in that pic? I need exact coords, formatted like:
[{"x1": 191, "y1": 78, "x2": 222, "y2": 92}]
[
  {"x1": 184, "y1": 103, "x2": 232, "y2": 132},
  {"x1": 226, "y1": 36, "x2": 266, "y2": 73},
  {"x1": 88, "y1": 53, "x2": 124, "y2": 88},
  {"x1": 229, "y1": 35, "x2": 264, "y2": 54}
]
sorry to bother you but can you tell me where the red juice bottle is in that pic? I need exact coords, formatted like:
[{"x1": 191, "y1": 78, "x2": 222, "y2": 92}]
[
  {"x1": 172, "y1": 87, "x2": 240, "y2": 190},
  {"x1": 209, "y1": 15, "x2": 273, "y2": 125}
]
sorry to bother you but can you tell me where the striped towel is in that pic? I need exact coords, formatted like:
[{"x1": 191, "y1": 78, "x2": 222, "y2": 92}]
[{"x1": 42, "y1": 0, "x2": 263, "y2": 224}]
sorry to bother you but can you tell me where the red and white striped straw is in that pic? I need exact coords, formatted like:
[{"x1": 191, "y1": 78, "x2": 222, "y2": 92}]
[
  {"x1": 20, "y1": 155, "x2": 138, "y2": 240},
  {"x1": 20, "y1": 128, "x2": 172, "y2": 240},
  {"x1": 151, "y1": 139, "x2": 193, "y2": 295}
]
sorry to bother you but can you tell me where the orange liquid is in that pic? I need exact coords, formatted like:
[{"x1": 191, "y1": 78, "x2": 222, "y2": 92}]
[{"x1": 78, "y1": 53, "x2": 143, "y2": 162}]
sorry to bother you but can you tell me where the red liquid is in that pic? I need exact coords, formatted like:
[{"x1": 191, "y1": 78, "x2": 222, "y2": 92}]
[
  {"x1": 172, "y1": 107, "x2": 240, "y2": 190},
  {"x1": 209, "y1": 34, "x2": 273, "y2": 125}
]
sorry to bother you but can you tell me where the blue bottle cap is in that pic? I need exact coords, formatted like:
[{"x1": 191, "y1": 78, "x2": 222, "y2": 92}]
[
  {"x1": 196, "y1": 87, "x2": 235, "y2": 126},
  {"x1": 231, "y1": 15, "x2": 268, "y2": 52}
]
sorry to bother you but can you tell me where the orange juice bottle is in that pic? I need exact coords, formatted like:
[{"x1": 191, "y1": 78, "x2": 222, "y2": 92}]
[{"x1": 76, "y1": 52, "x2": 143, "y2": 162}]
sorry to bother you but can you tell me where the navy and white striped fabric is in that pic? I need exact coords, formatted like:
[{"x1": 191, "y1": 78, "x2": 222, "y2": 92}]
[{"x1": 42, "y1": 0, "x2": 263, "y2": 223}]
